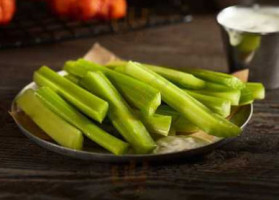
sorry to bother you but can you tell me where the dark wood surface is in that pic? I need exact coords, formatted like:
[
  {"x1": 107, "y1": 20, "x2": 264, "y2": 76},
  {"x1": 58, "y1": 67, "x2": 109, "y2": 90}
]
[{"x1": 1, "y1": 15, "x2": 279, "y2": 200}]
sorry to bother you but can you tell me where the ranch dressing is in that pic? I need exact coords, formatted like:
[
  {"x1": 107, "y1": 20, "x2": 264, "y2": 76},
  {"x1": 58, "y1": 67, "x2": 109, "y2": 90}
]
[
  {"x1": 153, "y1": 136, "x2": 209, "y2": 154},
  {"x1": 217, "y1": 5, "x2": 279, "y2": 34}
]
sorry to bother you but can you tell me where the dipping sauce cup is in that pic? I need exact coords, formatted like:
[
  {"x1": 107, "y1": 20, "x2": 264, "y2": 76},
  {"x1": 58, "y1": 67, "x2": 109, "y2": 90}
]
[{"x1": 217, "y1": 5, "x2": 279, "y2": 89}]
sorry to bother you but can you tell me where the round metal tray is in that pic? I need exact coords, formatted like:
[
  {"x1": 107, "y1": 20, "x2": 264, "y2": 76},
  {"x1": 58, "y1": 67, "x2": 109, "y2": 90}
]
[{"x1": 11, "y1": 82, "x2": 253, "y2": 163}]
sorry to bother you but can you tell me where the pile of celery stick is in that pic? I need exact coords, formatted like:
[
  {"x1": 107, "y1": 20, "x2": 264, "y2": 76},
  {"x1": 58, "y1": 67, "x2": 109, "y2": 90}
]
[{"x1": 16, "y1": 59, "x2": 265, "y2": 155}]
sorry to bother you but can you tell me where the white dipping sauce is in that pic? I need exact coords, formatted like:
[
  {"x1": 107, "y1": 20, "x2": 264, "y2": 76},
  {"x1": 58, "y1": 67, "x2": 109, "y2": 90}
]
[{"x1": 217, "y1": 6, "x2": 279, "y2": 33}]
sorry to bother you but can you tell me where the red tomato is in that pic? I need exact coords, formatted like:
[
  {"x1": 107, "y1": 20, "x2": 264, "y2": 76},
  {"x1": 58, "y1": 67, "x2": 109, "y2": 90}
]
[
  {"x1": 109, "y1": 0, "x2": 126, "y2": 19},
  {"x1": 97, "y1": 0, "x2": 110, "y2": 20},
  {"x1": 49, "y1": 0, "x2": 127, "y2": 21},
  {"x1": 73, "y1": 0, "x2": 101, "y2": 20},
  {"x1": 0, "y1": 0, "x2": 16, "y2": 25},
  {"x1": 0, "y1": 4, "x2": 3, "y2": 22},
  {"x1": 49, "y1": 0, "x2": 75, "y2": 17},
  {"x1": 96, "y1": 0, "x2": 127, "y2": 20}
]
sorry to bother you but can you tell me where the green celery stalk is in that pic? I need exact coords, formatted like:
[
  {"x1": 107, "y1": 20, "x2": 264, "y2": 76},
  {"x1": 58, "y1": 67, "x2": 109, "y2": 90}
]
[
  {"x1": 239, "y1": 82, "x2": 265, "y2": 105},
  {"x1": 36, "y1": 87, "x2": 129, "y2": 155},
  {"x1": 157, "y1": 105, "x2": 199, "y2": 133},
  {"x1": 134, "y1": 110, "x2": 172, "y2": 136},
  {"x1": 185, "y1": 89, "x2": 240, "y2": 106},
  {"x1": 156, "y1": 105, "x2": 180, "y2": 121},
  {"x1": 64, "y1": 74, "x2": 80, "y2": 84},
  {"x1": 107, "y1": 61, "x2": 206, "y2": 89},
  {"x1": 246, "y1": 82, "x2": 265, "y2": 99},
  {"x1": 203, "y1": 82, "x2": 236, "y2": 91},
  {"x1": 108, "y1": 61, "x2": 244, "y2": 90},
  {"x1": 33, "y1": 66, "x2": 108, "y2": 123},
  {"x1": 239, "y1": 87, "x2": 254, "y2": 105},
  {"x1": 181, "y1": 68, "x2": 245, "y2": 89},
  {"x1": 118, "y1": 61, "x2": 241, "y2": 137},
  {"x1": 64, "y1": 60, "x2": 161, "y2": 116},
  {"x1": 16, "y1": 89, "x2": 83, "y2": 150},
  {"x1": 111, "y1": 61, "x2": 239, "y2": 106},
  {"x1": 174, "y1": 117, "x2": 200, "y2": 133},
  {"x1": 185, "y1": 90, "x2": 231, "y2": 117},
  {"x1": 168, "y1": 128, "x2": 176, "y2": 136},
  {"x1": 80, "y1": 71, "x2": 156, "y2": 154},
  {"x1": 64, "y1": 71, "x2": 171, "y2": 136}
]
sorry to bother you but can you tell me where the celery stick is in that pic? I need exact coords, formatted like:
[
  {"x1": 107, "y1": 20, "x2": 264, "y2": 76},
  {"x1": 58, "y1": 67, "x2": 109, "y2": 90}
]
[
  {"x1": 157, "y1": 105, "x2": 199, "y2": 133},
  {"x1": 16, "y1": 89, "x2": 83, "y2": 150},
  {"x1": 239, "y1": 87, "x2": 254, "y2": 105},
  {"x1": 119, "y1": 62, "x2": 241, "y2": 137},
  {"x1": 64, "y1": 74, "x2": 80, "y2": 84},
  {"x1": 203, "y1": 82, "x2": 235, "y2": 91},
  {"x1": 64, "y1": 71, "x2": 171, "y2": 136},
  {"x1": 181, "y1": 68, "x2": 245, "y2": 89},
  {"x1": 174, "y1": 117, "x2": 200, "y2": 133},
  {"x1": 115, "y1": 82, "x2": 160, "y2": 116},
  {"x1": 33, "y1": 66, "x2": 108, "y2": 123},
  {"x1": 168, "y1": 128, "x2": 176, "y2": 136},
  {"x1": 203, "y1": 82, "x2": 244, "y2": 107},
  {"x1": 185, "y1": 89, "x2": 241, "y2": 106},
  {"x1": 246, "y1": 82, "x2": 265, "y2": 99},
  {"x1": 156, "y1": 105, "x2": 180, "y2": 121},
  {"x1": 64, "y1": 60, "x2": 161, "y2": 116},
  {"x1": 185, "y1": 90, "x2": 231, "y2": 117},
  {"x1": 108, "y1": 61, "x2": 244, "y2": 90},
  {"x1": 111, "y1": 61, "x2": 239, "y2": 106},
  {"x1": 239, "y1": 82, "x2": 265, "y2": 105},
  {"x1": 107, "y1": 61, "x2": 206, "y2": 89},
  {"x1": 80, "y1": 71, "x2": 156, "y2": 154},
  {"x1": 134, "y1": 110, "x2": 172, "y2": 136},
  {"x1": 146, "y1": 65, "x2": 206, "y2": 89},
  {"x1": 36, "y1": 87, "x2": 129, "y2": 155}
]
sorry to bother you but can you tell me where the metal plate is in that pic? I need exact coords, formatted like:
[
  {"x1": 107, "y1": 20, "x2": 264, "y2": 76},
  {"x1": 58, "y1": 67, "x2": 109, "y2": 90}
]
[{"x1": 11, "y1": 82, "x2": 253, "y2": 163}]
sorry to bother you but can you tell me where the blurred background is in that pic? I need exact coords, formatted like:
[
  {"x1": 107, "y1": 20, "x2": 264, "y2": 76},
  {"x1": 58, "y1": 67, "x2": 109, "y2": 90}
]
[{"x1": 0, "y1": 0, "x2": 278, "y2": 49}]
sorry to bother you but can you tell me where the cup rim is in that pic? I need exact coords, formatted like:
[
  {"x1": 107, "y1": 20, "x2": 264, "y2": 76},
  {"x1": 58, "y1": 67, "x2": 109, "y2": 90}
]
[{"x1": 216, "y1": 5, "x2": 279, "y2": 36}]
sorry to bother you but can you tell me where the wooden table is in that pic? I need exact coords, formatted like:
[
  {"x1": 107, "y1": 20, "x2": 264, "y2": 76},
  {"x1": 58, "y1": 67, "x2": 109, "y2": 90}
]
[{"x1": 1, "y1": 15, "x2": 278, "y2": 199}]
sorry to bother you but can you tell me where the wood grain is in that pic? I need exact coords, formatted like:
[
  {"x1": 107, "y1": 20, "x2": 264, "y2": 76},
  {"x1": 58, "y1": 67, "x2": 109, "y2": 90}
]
[{"x1": 0, "y1": 16, "x2": 278, "y2": 199}]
